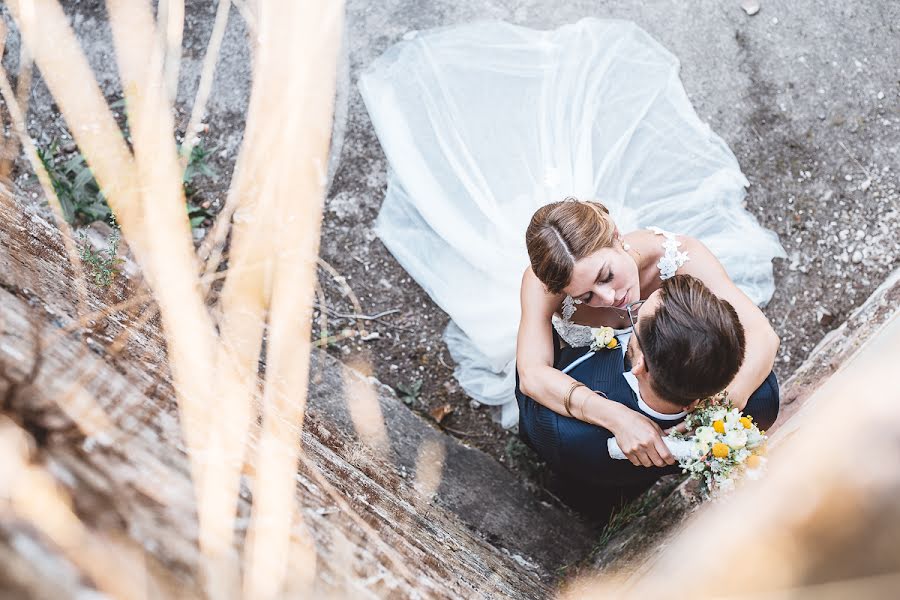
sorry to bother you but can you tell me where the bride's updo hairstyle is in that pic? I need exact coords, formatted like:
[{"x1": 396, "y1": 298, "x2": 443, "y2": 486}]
[{"x1": 525, "y1": 198, "x2": 617, "y2": 294}]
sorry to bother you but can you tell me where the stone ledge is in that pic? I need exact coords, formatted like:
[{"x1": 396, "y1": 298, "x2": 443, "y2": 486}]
[
  {"x1": 307, "y1": 350, "x2": 597, "y2": 576},
  {"x1": 0, "y1": 194, "x2": 554, "y2": 598}
]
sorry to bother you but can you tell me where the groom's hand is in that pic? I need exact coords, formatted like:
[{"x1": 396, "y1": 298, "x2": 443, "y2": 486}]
[{"x1": 610, "y1": 406, "x2": 676, "y2": 468}]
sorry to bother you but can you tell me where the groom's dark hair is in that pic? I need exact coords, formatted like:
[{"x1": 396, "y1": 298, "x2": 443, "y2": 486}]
[{"x1": 641, "y1": 275, "x2": 746, "y2": 406}]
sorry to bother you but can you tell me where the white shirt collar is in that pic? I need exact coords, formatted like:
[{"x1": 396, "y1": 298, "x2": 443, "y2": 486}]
[{"x1": 622, "y1": 370, "x2": 687, "y2": 421}]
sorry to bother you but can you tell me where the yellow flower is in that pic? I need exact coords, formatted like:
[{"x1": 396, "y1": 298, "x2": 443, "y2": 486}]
[
  {"x1": 713, "y1": 420, "x2": 725, "y2": 434},
  {"x1": 747, "y1": 454, "x2": 762, "y2": 469},
  {"x1": 712, "y1": 443, "x2": 730, "y2": 458},
  {"x1": 740, "y1": 417, "x2": 753, "y2": 429},
  {"x1": 606, "y1": 338, "x2": 618, "y2": 349}
]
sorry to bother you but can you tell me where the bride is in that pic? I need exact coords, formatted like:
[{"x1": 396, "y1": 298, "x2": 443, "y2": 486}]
[{"x1": 358, "y1": 18, "x2": 784, "y2": 429}]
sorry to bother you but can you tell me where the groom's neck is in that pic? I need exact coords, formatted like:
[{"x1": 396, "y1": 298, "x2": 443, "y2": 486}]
[{"x1": 636, "y1": 376, "x2": 687, "y2": 415}]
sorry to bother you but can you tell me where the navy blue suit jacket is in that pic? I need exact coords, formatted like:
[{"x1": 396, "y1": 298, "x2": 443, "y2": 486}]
[{"x1": 515, "y1": 335, "x2": 780, "y2": 488}]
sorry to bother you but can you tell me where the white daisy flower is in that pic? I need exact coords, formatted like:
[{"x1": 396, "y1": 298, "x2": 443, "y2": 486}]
[
  {"x1": 724, "y1": 429, "x2": 748, "y2": 450},
  {"x1": 695, "y1": 426, "x2": 717, "y2": 444}
]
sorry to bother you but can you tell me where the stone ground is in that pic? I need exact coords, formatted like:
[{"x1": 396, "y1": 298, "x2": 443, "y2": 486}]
[{"x1": 3, "y1": 0, "x2": 900, "y2": 477}]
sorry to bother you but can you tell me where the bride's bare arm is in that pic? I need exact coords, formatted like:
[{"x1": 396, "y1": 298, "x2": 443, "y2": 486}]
[
  {"x1": 680, "y1": 238, "x2": 780, "y2": 410},
  {"x1": 516, "y1": 268, "x2": 675, "y2": 467}
]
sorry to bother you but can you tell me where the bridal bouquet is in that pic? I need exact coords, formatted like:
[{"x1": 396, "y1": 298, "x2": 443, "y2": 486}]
[
  {"x1": 672, "y1": 396, "x2": 768, "y2": 497},
  {"x1": 608, "y1": 394, "x2": 768, "y2": 497}
]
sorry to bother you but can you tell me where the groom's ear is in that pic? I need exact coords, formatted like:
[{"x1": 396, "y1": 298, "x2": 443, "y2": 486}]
[{"x1": 631, "y1": 353, "x2": 647, "y2": 376}]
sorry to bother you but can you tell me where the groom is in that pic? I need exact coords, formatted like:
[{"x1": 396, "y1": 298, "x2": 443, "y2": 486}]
[{"x1": 515, "y1": 275, "x2": 779, "y2": 502}]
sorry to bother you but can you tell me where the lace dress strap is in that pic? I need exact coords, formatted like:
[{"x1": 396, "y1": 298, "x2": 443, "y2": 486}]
[
  {"x1": 560, "y1": 295, "x2": 578, "y2": 321},
  {"x1": 647, "y1": 226, "x2": 690, "y2": 280},
  {"x1": 554, "y1": 293, "x2": 594, "y2": 346},
  {"x1": 552, "y1": 314, "x2": 595, "y2": 348}
]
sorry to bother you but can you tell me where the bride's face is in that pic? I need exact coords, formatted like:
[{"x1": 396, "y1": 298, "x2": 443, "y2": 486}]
[{"x1": 563, "y1": 246, "x2": 640, "y2": 309}]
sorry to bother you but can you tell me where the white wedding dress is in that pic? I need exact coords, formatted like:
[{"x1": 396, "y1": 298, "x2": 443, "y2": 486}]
[{"x1": 359, "y1": 18, "x2": 785, "y2": 428}]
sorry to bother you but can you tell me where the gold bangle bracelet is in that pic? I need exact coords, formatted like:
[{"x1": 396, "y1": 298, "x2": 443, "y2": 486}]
[{"x1": 564, "y1": 382, "x2": 586, "y2": 418}]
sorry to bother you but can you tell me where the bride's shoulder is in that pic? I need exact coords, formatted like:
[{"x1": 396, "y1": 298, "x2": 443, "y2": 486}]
[
  {"x1": 520, "y1": 266, "x2": 564, "y2": 313},
  {"x1": 521, "y1": 264, "x2": 540, "y2": 288},
  {"x1": 628, "y1": 228, "x2": 706, "y2": 280},
  {"x1": 520, "y1": 266, "x2": 556, "y2": 298},
  {"x1": 626, "y1": 227, "x2": 700, "y2": 250},
  {"x1": 623, "y1": 228, "x2": 662, "y2": 245},
  {"x1": 624, "y1": 228, "x2": 672, "y2": 254}
]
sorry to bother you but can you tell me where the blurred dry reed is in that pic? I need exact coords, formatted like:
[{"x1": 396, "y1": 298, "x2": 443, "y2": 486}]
[{"x1": 0, "y1": 1, "x2": 372, "y2": 598}]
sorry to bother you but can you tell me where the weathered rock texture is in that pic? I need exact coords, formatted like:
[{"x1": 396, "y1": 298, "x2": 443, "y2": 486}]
[{"x1": 0, "y1": 190, "x2": 595, "y2": 597}]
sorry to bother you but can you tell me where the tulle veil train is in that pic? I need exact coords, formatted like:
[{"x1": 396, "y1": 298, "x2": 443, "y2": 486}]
[{"x1": 359, "y1": 19, "x2": 784, "y2": 427}]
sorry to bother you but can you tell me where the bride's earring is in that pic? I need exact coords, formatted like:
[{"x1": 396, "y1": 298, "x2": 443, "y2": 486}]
[
  {"x1": 573, "y1": 298, "x2": 583, "y2": 305},
  {"x1": 623, "y1": 242, "x2": 631, "y2": 251}
]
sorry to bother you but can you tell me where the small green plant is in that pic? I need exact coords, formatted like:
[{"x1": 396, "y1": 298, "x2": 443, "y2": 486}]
[
  {"x1": 503, "y1": 436, "x2": 551, "y2": 489},
  {"x1": 36, "y1": 141, "x2": 111, "y2": 225},
  {"x1": 593, "y1": 475, "x2": 684, "y2": 550},
  {"x1": 316, "y1": 329, "x2": 342, "y2": 349},
  {"x1": 78, "y1": 224, "x2": 125, "y2": 288},
  {"x1": 186, "y1": 203, "x2": 213, "y2": 228},
  {"x1": 182, "y1": 142, "x2": 218, "y2": 198},
  {"x1": 504, "y1": 436, "x2": 525, "y2": 460},
  {"x1": 396, "y1": 379, "x2": 423, "y2": 405},
  {"x1": 182, "y1": 143, "x2": 217, "y2": 228},
  {"x1": 36, "y1": 139, "x2": 218, "y2": 229}
]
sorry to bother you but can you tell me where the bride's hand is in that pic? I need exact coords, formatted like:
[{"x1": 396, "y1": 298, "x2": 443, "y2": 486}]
[
  {"x1": 664, "y1": 421, "x2": 690, "y2": 436},
  {"x1": 609, "y1": 406, "x2": 676, "y2": 468},
  {"x1": 663, "y1": 399, "x2": 700, "y2": 436}
]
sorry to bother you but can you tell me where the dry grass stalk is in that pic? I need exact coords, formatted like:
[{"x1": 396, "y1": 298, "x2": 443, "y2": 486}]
[
  {"x1": 156, "y1": 0, "x2": 185, "y2": 104},
  {"x1": 413, "y1": 437, "x2": 447, "y2": 503},
  {"x1": 106, "y1": 0, "x2": 219, "y2": 485},
  {"x1": 0, "y1": 23, "x2": 32, "y2": 179},
  {"x1": 318, "y1": 256, "x2": 365, "y2": 320},
  {"x1": 180, "y1": 0, "x2": 232, "y2": 171},
  {"x1": 6, "y1": 0, "x2": 219, "y2": 589},
  {"x1": 0, "y1": 23, "x2": 11, "y2": 171},
  {"x1": 314, "y1": 257, "x2": 368, "y2": 346},
  {"x1": 60, "y1": 290, "x2": 154, "y2": 334},
  {"x1": 343, "y1": 356, "x2": 391, "y2": 457},
  {"x1": 236, "y1": 1, "x2": 344, "y2": 596},
  {"x1": 2, "y1": 0, "x2": 417, "y2": 596},
  {"x1": 5, "y1": 0, "x2": 148, "y2": 261}
]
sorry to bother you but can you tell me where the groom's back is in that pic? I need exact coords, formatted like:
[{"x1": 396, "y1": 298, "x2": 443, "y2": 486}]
[{"x1": 515, "y1": 343, "x2": 680, "y2": 488}]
